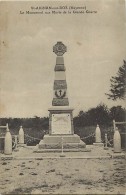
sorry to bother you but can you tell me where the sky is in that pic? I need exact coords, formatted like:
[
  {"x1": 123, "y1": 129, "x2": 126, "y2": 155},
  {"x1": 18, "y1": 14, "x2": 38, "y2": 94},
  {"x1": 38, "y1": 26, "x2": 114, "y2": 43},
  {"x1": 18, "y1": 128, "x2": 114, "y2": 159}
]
[{"x1": 0, "y1": 0, "x2": 126, "y2": 118}]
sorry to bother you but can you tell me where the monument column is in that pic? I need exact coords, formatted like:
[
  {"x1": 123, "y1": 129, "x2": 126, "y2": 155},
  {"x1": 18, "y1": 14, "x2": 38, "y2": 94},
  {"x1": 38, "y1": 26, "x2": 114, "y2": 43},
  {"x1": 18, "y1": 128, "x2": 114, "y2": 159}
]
[{"x1": 52, "y1": 42, "x2": 69, "y2": 106}]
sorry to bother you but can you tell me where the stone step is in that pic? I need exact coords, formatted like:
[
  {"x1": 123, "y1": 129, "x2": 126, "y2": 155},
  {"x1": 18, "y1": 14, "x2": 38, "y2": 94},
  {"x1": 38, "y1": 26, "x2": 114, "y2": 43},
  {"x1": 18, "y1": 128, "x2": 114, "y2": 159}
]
[{"x1": 34, "y1": 148, "x2": 90, "y2": 153}]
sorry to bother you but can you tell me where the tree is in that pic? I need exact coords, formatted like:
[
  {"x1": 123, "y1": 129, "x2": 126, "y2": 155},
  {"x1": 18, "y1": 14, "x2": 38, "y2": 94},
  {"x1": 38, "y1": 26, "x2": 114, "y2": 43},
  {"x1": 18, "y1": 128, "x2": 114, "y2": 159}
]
[
  {"x1": 73, "y1": 103, "x2": 111, "y2": 127},
  {"x1": 109, "y1": 106, "x2": 126, "y2": 121},
  {"x1": 86, "y1": 104, "x2": 110, "y2": 126},
  {"x1": 106, "y1": 60, "x2": 126, "y2": 100}
]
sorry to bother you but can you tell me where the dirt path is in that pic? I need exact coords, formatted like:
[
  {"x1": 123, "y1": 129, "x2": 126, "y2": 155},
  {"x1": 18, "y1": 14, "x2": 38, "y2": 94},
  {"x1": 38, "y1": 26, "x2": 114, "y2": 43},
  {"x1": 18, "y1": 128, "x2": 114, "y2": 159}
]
[{"x1": 0, "y1": 155, "x2": 125, "y2": 194}]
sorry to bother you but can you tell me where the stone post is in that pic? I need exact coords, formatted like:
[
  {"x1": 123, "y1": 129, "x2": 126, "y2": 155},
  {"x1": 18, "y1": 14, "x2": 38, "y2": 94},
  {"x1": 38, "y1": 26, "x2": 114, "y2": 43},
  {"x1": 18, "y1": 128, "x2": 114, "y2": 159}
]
[
  {"x1": 95, "y1": 125, "x2": 101, "y2": 143},
  {"x1": 19, "y1": 126, "x2": 24, "y2": 144},
  {"x1": 113, "y1": 120, "x2": 116, "y2": 132},
  {"x1": 71, "y1": 112, "x2": 74, "y2": 135},
  {"x1": 4, "y1": 124, "x2": 12, "y2": 155},
  {"x1": 104, "y1": 133, "x2": 108, "y2": 150},
  {"x1": 93, "y1": 125, "x2": 104, "y2": 147},
  {"x1": 60, "y1": 137, "x2": 65, "y2": 157},
  {"x1": 49, "y1": 113, "x2": 52, "y2": 135},
  {"x1": 113, "y1": 127, "x2": 121, "y2": 153},
  {"x1": 14, "y1": 135, "x2": 18, "y2": 146},
  {"x1": 13, "y1": 135, "x2": 18, "y2": 151}
]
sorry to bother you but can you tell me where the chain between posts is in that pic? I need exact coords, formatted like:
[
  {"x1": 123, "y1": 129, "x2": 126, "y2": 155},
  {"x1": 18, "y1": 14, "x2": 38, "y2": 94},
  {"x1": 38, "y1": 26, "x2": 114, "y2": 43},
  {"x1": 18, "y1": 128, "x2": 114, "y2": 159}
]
[
  {"x1": 25, "y1": 132, "x2": 114, "y2": 147},
  {"x1": 25, "y1": 134, "x2": 41, "y2": 141},
  {"x1": 24, "y1": 129, "x2": 114, "y2": 145},
  {"x1": 9, "y1": 127, "x2": 115, "y2": 148}
]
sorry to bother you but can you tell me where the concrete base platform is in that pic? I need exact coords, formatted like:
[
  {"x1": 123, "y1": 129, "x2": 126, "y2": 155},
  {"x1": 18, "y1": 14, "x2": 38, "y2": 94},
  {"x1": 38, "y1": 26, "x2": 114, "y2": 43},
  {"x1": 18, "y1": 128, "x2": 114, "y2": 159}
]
[
  {"x1": 1, "y1": 145, "x2": 124, "y2": 160},
  {"x1": 13, "y1": 148, "x2": 19, "y2": 152},
  {"x1": 34, "y1": 146, "x2": 90, "y2": 153},
  {"x1": 104, "y1": 147, "x2": 109, "y2": 150},
  {"x1": 0, "y1": 155, "x2": 112, "y2": 160},
  {"x1": 93, "y1": 143, "x2": 104, "y2": 147},
  {"x1": 17, "y1": 144, "x2": 27, "y2": 148},
  {"x1": 111, "y1": 153, "x2": 125, "y2": 159},
  {"x1": 37, "y1": 134, "x2": 86, "y2": 152}
]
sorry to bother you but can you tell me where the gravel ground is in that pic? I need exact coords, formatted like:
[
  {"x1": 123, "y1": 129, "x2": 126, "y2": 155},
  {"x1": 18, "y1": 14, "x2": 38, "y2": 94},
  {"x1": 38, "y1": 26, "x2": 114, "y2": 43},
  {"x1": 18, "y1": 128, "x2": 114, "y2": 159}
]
[{"x1": 0, "y1": 146, "x2": 125, "y2": 194}]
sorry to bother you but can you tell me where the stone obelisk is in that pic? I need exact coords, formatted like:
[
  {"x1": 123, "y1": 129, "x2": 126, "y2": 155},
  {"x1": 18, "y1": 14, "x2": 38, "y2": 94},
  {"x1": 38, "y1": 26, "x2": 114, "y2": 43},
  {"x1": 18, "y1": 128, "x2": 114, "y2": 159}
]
[
  {"x1": 38, "y1": 42, "x2": 86, "y2": 152},
  {"x1": 52, "y1": 42, "x2": 69, "y2": 106}
]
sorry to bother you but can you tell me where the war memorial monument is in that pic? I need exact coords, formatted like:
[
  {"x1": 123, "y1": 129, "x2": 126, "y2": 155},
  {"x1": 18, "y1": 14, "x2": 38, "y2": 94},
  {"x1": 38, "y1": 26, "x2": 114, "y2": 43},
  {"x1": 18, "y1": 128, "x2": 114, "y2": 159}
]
[
  {"x1": 38, "y1": 42, "x2": 86, "y2": 151},
  {"x1": 0, "y1": 42, "x2": 125, "y2": 195}
]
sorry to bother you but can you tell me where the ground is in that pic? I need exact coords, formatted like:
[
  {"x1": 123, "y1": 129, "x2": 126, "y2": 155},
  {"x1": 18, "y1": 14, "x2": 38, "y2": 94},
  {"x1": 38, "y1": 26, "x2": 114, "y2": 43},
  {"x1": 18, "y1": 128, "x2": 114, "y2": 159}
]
[{"x1": 0, "y1": 146, "x2": 125, "y2": 194}]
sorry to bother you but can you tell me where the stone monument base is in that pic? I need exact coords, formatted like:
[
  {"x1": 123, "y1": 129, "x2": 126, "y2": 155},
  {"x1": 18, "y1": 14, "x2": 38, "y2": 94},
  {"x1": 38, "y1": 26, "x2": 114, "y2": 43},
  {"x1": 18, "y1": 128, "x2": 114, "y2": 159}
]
[
  {"x1": 35, "y1": 134, "x2": 88, "y2": 152},
  {"x1": 93, "y1": 143, "x2": 104, "y2": 147},
  {"x1": 104, "y1": 146, "x2": 109, "y2": 150},
  {"x1": 17, "y1": 144, "x2": 27, "y2": 148}
]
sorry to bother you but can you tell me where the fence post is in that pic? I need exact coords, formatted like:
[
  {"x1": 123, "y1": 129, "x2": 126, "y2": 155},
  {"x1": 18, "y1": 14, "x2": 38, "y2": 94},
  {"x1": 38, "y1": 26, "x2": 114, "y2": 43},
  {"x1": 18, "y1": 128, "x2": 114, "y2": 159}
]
[
  {"x1": 93, "y1": 125, "x2": 104, "y2": 147},
  {"x1": 104, "y1": 133, "x2": 108, "y2": 150},
  {"x1": 19, "y1": 126, "x2": 24, "y2": 144},
  {"x1": 95, "y1": 125, "x2": 101, "y2": 143},
  {"x1": 13, "y1": 135, "x2": 18, "y2": 150},
  {"x1": 113, "y1": 127, "x2": 121, "y2": 153},
  {"x1": 113, "y1": 120, "x2": 116, "y2": 132},
  {"x1": 4, "y1": 124, "x2": 12, "y2": 155},
  {"x1": 60, "y1": 137, "x2": 65, "y2": 157}
]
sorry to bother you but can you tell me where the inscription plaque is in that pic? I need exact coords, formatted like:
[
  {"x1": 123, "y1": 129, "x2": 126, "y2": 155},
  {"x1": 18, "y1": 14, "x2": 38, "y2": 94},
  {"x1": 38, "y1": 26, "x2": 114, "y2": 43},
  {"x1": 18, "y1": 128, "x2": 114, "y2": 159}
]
[{"x1": 52, "y1": 114, "x2": 71, "y2": 134}]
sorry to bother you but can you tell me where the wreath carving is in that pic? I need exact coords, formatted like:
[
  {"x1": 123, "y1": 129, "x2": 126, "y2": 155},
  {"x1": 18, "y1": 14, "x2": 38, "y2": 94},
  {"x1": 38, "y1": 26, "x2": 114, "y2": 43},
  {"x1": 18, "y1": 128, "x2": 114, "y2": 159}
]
[{"x1": 55, "y1": 90, "x2": 66, "y2": 99}]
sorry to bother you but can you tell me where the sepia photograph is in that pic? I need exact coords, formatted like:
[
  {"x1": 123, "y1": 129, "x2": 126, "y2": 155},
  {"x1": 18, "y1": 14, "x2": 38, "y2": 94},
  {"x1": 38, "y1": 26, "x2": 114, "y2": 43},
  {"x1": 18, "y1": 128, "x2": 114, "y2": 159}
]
[{"x1": 0, "y1": 0, "x2": 126, "y2": 194}]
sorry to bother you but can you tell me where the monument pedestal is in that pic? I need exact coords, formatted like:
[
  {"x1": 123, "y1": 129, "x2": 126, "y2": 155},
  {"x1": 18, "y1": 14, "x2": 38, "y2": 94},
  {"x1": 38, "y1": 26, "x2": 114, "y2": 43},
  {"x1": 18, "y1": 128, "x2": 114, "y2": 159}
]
[
  {"x1": 38, "y1": 134, "x2": 86, "y2": 150},
  {"x1": 48, "y1": 107, "x2": 74, "y2": 135},
  {"x1": 37, "y1": 107, "x2": 86, "y2": 152}
]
